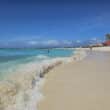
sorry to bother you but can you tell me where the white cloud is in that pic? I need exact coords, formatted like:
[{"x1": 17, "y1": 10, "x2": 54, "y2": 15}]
[
  {"x1": 28, "y1": 41, "x2": 39, "y2": 45},
  {"x1": 76, "y1": 40, "x2": 81, "y2": 43},
  {"x1": 23, "y1": 39, "x2": 75, "y2": 47},
  {"x1": 91, "y1": 38, "x2": 97, "y2": 41},
  {"x1": 42, "y1": 40, "x2": 59, "y2": 46},
  {"x1": 63, "y1": 40, "x2": 72, "y2": 45}
]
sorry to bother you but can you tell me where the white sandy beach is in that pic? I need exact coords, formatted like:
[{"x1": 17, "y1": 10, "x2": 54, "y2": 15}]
[
  {"x1": 76, "y1": 46, "x2": 110, "y2": 52},
  {"x1": 38, "y1": 47, "x2": 110, "y2": 110}
]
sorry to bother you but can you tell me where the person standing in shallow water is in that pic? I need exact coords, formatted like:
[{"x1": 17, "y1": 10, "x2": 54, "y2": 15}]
[{"x1": 47, "y1": 49, "x2": 50, "y2": 54}]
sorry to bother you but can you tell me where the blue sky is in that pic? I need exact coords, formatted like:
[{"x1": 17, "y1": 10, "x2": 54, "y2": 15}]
[{"x1": 0, "y1": 0, "x2": 110, "y2": 47}]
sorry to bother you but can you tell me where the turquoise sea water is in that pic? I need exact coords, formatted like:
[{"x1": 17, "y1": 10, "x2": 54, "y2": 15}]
[{"x1": 0, "y1": 48, "x2": 74, "y2": 79}]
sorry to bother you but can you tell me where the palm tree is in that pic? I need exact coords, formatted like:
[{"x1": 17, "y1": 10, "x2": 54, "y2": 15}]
[{"x1": 105, "y1": 33, "x2": 110, "y2": 40}]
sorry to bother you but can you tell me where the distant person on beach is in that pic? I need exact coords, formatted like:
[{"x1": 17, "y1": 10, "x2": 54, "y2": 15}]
[{"x1": 90, "y1": 46, "x2": 93, "y2": 51}]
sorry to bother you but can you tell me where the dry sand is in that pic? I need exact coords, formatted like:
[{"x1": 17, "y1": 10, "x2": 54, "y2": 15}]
[
  {"x1": 38, "y1": 51, "x2": 110, "y2": 110},
  {"x1": 75, "y1": 46, "x2": 110, "y2": 52}
]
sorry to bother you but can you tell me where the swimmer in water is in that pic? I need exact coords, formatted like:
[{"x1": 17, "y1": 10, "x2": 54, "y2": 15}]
[{"x1": 48, "y1": 49, "x2": 50, "y2": 53}]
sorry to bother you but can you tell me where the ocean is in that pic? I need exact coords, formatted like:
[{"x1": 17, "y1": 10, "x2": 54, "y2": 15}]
[{"x1": 0, "y1": 48, "x2": 74, "y2": 110}]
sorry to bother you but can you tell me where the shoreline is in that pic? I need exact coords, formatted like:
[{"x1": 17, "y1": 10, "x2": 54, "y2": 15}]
[
  {"x1": 0, "y1": 47, "x2": 110, "y2": 110},
  {"x1": 38, "y1": 47, "x2": 110, "y2": 110},
  {"x1": 0, "y1": 48, "x2": 86, "y2": 110}
]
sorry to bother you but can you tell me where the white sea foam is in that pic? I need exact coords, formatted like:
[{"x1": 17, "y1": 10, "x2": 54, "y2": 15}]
[
  {"x1": 36, "y1": 55, "x2": 49, "y2": 59},
  {"x1": 0, "y1": 50, "x2": 87, "y2": 110}
]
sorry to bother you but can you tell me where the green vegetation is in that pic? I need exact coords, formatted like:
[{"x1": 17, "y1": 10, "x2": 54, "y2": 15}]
[{"x1": 105, "y1": 33, "x2": 110, "y2": 40}]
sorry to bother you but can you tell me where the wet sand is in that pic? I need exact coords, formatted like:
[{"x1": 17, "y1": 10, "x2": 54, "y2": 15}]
[{"x1": 38, "y1": 51, "x2": 110, "y2": 110}]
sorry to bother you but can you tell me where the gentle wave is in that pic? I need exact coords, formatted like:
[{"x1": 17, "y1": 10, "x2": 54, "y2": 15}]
[
  {"x1": 0, "y1": 50, "x2": 87, "y2": 110},
  {"x1": 0, "y1": 58, "x2": 63, "y2": 110},
  {"x1": 36, "y1": 55, "x2": 49, "y2": 59}
]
